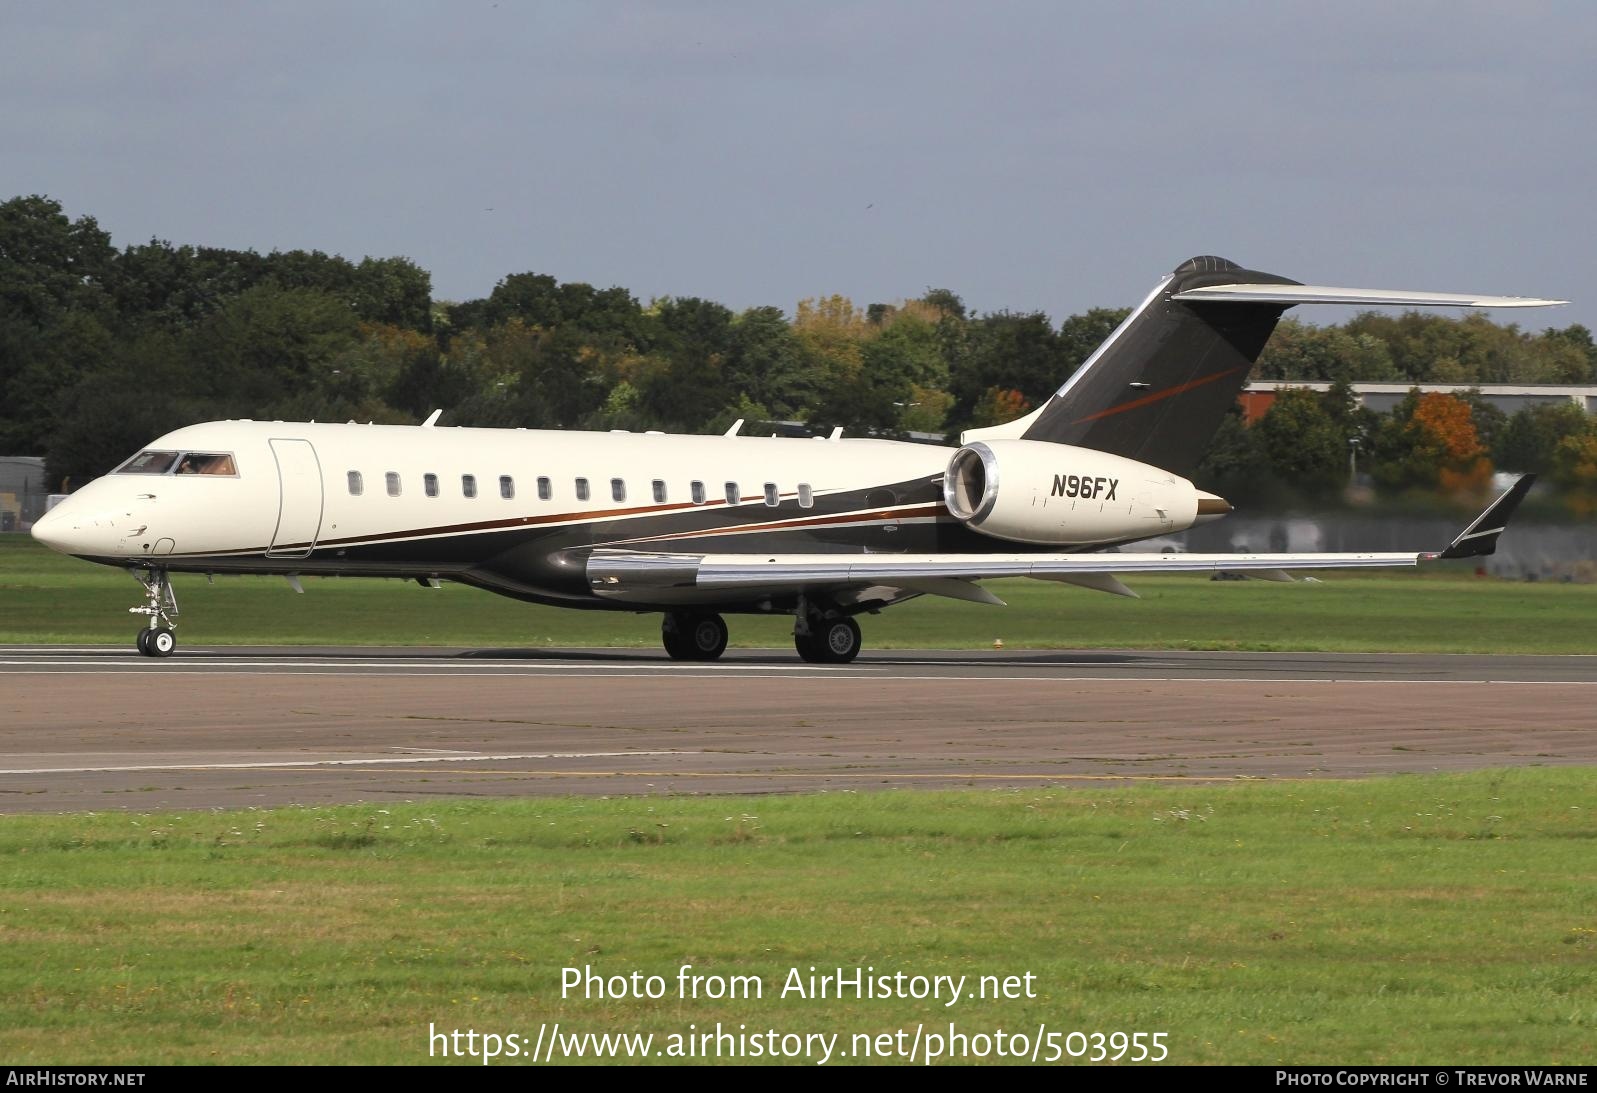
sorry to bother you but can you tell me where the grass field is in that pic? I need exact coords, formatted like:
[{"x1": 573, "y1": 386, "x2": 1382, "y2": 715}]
[
  {"x1": 4, "y1": 536, "x2": 1597, "y2": 653},
  {"x1": 7, "y1": 537, "x2": 1595, "y2": 1065},
  {"x1": 0, "y1": 771, "x2": 1592, "y2": 1065}
]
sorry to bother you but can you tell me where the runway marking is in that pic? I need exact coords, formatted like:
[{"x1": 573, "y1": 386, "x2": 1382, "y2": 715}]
[
  {"x1": 4, "y1": 668, "x2": 1597, "y2": 686},
  {"x1": 6, "y1": 645, "x2": 1597, "y2": 660},
  {"x1": 255, "y1": 768, "x2": 1250, "y2": 783},
  {"x1": 0, "y1": 657, "x2": 852, "y2": 672},
  {"x1": 0, "y1": 750, "x2": 695, "y2": 776}
]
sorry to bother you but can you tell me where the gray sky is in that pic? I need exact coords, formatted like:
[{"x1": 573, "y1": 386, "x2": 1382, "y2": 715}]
[{"x1": 4, "y1": 1, "x2": 1593, "y2": 330}]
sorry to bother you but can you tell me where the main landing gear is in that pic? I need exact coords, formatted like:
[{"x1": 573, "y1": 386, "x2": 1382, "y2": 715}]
[
  {"x1": 661, "y1": 610, "x2": 729, "y2": 661},
  {"x1": 793, "y1": 606, "x2": 862, "y2": 665},
  {"x1": 658, "y1": 600, "x2": 865, "y2": 665},
  {"x1": 130, "y1": 568, "x2": 178, "y2": 658}
]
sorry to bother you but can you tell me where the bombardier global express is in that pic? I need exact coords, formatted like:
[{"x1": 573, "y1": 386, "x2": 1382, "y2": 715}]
[{"x1": 30, "y1": 256, "x2": 1562, "y2": 661}]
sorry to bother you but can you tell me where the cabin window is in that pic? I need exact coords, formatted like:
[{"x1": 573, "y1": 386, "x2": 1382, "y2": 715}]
[
  {"x1": 462, "y1": 474, "x2": 477, "y2": 499},
  {"x1": 764, "y1": 482, "x2": 779, "y2": 507},
  {"x1": 652, "y1": 479, "x2": 667, "y2": 503},
  {"x1": 386, "y1": 472, "x2": 402, "y2": 497},
  {"x1": 691, "y1": 481, "x2": 706, "y2": 505},
  {"x1": 116, "y1": 450, "x2": 180, "y2": 475},
  {"x1": 725, "y1": 482, "x2": 741, "y2": 505},
  {"x1": 611, "y1": 478, "x2": 626, "y2": 503},
  {"x1": 347, "y1": 471, "x2": 364, "y2": 496},
  {"x1": 174, "y1": 453, "x2": 238, "y2": 476},
  {"x1": 537, "y1": 476, "x2": 551, "y2": 501},
  {"x1": 500, "y1": 475, "x2": 515, "y2": 500},
  {"x1": 424, "y1": 473, "x2": 438, "y2": 498},
  {"x1": 575, "y1": 477, "x2": 590, "y2": 502},
  {"x1": 798, "y1": 483, "x2": 814, "y2": 508}
]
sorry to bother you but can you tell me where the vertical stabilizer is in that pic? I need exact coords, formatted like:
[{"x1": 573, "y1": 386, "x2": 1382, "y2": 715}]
[{"x1": 963, "y1": 256, "x2": 1296, "y2": 477}]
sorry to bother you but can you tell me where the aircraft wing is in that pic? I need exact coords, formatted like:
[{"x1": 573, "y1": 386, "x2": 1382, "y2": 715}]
[
  {"x1": 589, "y1": 547, "x2": 1428, "y2": 604},
  {"x1": 588, "y1": 477, "x2": 1535, "y2": 605}
]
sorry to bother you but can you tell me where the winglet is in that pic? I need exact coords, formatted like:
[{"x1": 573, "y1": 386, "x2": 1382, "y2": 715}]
[
  {"x1": 1431, "y1": 475, "x2": 1537, "y2": 560},
  {"x1": 421, "y1": 409, "x2": 443, "y2": 427}
]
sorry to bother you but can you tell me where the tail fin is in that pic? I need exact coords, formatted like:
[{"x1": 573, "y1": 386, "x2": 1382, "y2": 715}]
[
  {"x1": 961, "y1": 256, "x2": 1566, "y2": 478},
  {"x1": 963, "y1": 256, "x2": 1295, "y2": 478}
]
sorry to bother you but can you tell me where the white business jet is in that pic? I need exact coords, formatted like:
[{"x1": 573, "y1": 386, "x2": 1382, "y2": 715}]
[{"x1": 31, "y1": 257, "x2": 1561, "y2": 661}]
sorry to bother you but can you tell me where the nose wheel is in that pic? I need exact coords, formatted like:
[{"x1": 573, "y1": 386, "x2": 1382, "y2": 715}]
[{"x1": 130, "y1": 568, "x2": 179, "y2": 658}]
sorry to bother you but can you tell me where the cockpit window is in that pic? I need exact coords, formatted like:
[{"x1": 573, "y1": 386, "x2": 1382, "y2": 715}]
[
  {"x1": 117, "y1": 450, "x2": 239, "y2": 476},
  {"x1": 115, "y1": 450, "x2": 180, "y2": 475},
  {"x1": 174, "y1": 453, "x2": 238, "y2": 476}
]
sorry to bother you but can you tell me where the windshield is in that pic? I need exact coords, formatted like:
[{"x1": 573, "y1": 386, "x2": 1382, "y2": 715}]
[
  {"x1": 115, "y1": 450, "x2": 180, "y2": 475},
  {"x1": 174, "y1": 453, "x2": 237, "y2": 475},
  {"x1": 114, "y1": 450, "x2": 238, "y2": 476}
]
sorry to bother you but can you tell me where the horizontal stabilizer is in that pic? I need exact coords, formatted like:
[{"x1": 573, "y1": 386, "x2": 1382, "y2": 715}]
[
  {"x1": 1433, "y1": 474, "x2": 1537, "y2": 560},
  {"x1": 1171, "y1": 284, "x2": 1566, "y2": 309}
]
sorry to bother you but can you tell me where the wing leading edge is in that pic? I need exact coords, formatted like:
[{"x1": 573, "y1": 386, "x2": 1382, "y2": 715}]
[{"x1": 587, "y1": 478, "x2": 1535, "y2": 605}]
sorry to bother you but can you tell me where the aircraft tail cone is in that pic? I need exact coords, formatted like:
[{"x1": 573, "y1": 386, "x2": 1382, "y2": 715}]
[{"x1": 1194, "y1": 493, "x2": 1232, "y2": 525}]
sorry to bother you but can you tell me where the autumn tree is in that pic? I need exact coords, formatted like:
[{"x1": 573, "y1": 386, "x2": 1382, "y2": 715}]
[{"x1": 1370, "y1": 391, "x2": 1492, "y2": 496}]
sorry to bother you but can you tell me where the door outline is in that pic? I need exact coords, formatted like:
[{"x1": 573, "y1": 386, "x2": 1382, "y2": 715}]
[{"x1": 266, "y1": 438, "x2": 324, "y2": 558}]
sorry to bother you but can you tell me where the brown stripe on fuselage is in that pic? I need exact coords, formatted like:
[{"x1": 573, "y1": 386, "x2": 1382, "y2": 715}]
[
  {"x1": 609, "y1": 504, "x2": 948, "y2": 546},
  {"x1": 199, "y1": 491, "x2": 925, "y2": 556}
]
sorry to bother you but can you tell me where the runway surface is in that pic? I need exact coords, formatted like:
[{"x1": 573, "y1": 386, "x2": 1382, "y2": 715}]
[{"x1": 3, "y1": 645, "x2": 1595, "y2": 812}]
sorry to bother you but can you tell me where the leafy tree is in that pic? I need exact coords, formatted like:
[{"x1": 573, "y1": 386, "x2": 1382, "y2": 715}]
[
  {"x1": 724, "y1": 306, "x2": 813, "y2": 419},
  {"x1": 634, "y1": 297, "x2": 734, "y2": 429},
  {"x1": 187, "y1": 283, "x2": 362, "y2": 411},
  {"x1": 1251, "y1": 387, "x2": 1353, "y2": 500},
  {"x1": 1550, "y1": 420, "x2": 1597, "y2": 516},
  {"x1": 899, "y1": 384, "x2": 954, "y2": 434},
  {"x1": 0, "y1": 194, "x2": 116, "y2": 326},
  {"x1": 966, "y1": 386, "x2": 1031, "y2": 430},
  {"x1": 948, "y1": 311, "x2": 1062, "y2": 417},
  {"x1": 792, "y1": 294, "x2": 867, "y2": 428},
  {"x1": 351, "y1": 256, "x2": 433, "y2": 331},
  {"x1": 1255, "y1": 319, "x2": 1400, "y2": 382},
  {"x1": 1494, "y1": 402, "x2": 1589, "y2": 472},
  {"x1": 1193, "y1": 402, "x2": 1271, "y2": 505},
  {"x1": 1057, "y1": 307, "x2": 1130, "y2": 374},
  {"x1": 919, "y1": 288, "x2": 965, "y2": 321},
  {"x1": 1370, "y1": 391, "x2": 1491, "y2": 496}
]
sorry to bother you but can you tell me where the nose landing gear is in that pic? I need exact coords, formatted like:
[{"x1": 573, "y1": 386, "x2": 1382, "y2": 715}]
[{"x1": 130, "y1": 568, "x2": 178, "y2": 658}]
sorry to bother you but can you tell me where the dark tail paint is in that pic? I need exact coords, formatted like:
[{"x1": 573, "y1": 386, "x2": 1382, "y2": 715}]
[
  {"x1": 1021, "y1": 256, "x2": 1298, "y2": 477},
  {"x1": 1435, "y1": 474, "x2": 1536, "y2": 559}
]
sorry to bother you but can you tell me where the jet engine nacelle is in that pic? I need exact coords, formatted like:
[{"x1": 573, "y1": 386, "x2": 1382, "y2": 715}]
[{"x1": 942, "y1": 440, "x2": 1227, "y2": 546}]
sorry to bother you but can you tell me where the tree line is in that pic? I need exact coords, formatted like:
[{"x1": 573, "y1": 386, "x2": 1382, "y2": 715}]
[{"x1": 3, "y1": 195, "x2": 1596, "y2": 511}]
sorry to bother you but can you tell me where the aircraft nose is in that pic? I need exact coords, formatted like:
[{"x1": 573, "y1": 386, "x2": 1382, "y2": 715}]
[
  {"x1": 29, "y1": 496, "x2": 108, "y2": 556},
  {"x1": 29, "y1": 503, "x2": 74, "y2": 553}
]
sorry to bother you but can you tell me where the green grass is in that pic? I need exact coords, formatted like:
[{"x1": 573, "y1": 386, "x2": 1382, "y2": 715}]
[
  {"x1": 4, "y1": 535, "x2": 1596, "y2": 653},
  {"x1": 0, "y1": 770, "x2": 1592, "y2": 1064}
]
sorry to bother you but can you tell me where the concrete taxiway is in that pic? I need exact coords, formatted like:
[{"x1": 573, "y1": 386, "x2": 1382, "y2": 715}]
[{"x1": 2, "y1": 645, "x2": 1594, "y2": 812}]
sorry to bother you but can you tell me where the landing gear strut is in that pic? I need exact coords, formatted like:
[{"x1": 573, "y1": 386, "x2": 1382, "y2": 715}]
[
  {"x1": 661, "y1": 610, "x2": 728, "y2": 661},
  {"x1": 130, "y1": 568, "x2": 178, "y2": 658},
  {"x1": 793, "y1": 598, "x2": 862, "y2": 664}
]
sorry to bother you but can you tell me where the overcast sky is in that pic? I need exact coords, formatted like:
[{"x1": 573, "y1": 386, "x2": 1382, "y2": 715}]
[{"x1": 4, "y1": 1, "x2": 1593, "y2": 330}]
